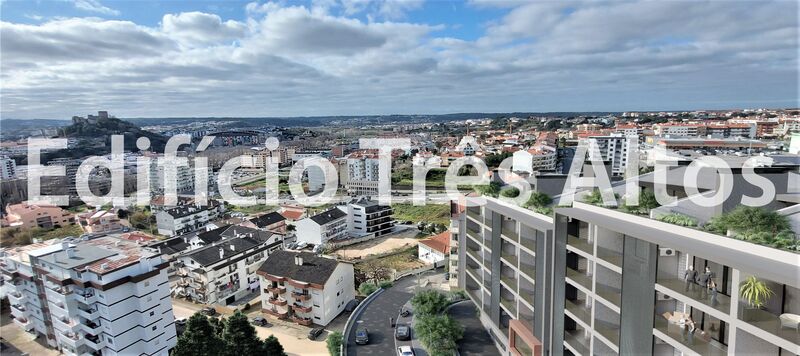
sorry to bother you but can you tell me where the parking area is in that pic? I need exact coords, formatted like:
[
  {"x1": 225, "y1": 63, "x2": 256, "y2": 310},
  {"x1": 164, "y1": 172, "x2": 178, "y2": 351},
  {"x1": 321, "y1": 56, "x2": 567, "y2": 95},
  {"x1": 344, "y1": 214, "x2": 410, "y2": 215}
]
[{"x1": 0, "y1": 311, "x2": 58, "y2": 356}]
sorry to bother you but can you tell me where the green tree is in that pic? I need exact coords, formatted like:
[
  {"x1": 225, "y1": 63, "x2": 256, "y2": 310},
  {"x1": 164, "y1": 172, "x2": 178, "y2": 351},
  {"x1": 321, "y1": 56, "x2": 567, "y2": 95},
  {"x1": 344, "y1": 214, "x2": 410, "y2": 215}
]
[
  {"x1": 172, "y1": 313, "x2": 225, "y2": 356},
  {"x1": 222, "y1": 311, "x2": 263, "y2": 356},
  {"x1": 358, "y1": 282, "x2": 378, "y2": 296},
  {"x1": 326, "y1": 331, "x2": 343, "y2": 356},
  {"x1": 525, "y1": 192, "x2": 552, "y2": 209},
  {"x1": 416, "y1": 315, "x2": 464, "y2": 356},
  {"x1": 474, "y1": 181, "x2": 501, "y2": 198},
  {"x1": 411, "y1": 290, "x2": 449, "y2": 316},
  {"x1": 208, "y1": 316, "x2": 226, "y2": 336},
  {"x1": 263, "y1": 334, "x2": 287, "y2": 356}
]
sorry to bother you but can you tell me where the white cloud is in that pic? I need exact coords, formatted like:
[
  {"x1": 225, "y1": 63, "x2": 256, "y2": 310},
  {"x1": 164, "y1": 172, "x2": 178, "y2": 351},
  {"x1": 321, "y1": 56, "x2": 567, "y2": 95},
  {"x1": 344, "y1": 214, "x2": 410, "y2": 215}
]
[
  {"x1": 71, "y1": 0, "x2": 120, "y2": 16},
  {"x1": 0, "y1": 1, "x2": 797, "y2": 119}
]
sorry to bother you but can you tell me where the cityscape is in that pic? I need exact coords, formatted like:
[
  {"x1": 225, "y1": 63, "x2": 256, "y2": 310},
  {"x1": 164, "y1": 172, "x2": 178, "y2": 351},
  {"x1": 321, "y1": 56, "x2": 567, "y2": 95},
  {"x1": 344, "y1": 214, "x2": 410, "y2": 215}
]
[{"x1": 0, "y1": 1, "x2": 799, "y2": 356}]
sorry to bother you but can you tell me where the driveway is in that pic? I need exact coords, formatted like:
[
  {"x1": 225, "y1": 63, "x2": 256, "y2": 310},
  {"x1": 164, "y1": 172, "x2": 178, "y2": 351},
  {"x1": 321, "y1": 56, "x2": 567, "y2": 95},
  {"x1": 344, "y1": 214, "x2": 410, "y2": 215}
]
[
  {"x1": 447, "y1": 301, "x2": 501, "y2": 356},
  {"x1": 346, "y1": 270, "x2": 445, "y2": 356}
]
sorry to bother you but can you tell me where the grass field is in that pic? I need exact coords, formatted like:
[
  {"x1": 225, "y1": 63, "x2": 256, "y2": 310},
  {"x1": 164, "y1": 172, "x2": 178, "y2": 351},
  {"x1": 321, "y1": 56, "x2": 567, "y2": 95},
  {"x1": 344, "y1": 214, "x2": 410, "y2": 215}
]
[
  {"x1": 392, "y1": 203, "x2": 451, "y2": 226},
  {"x1": 226, "y1": 204, "x2": 276, "y2": 215}
]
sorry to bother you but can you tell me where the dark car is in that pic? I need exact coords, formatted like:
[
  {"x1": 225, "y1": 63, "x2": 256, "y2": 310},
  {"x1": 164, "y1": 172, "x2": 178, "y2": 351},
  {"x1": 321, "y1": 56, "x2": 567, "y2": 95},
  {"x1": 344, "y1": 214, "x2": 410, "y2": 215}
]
[
  {"x1": 251, "y1": 317, "x2": 269, "y2": 327},
  {"x1": 202, "y1": 307, "x2": 217, "y2": 316},
  {"x1": 395, "y1": 324, "x2": 411, "y2": 341},
  {"x1": 355, "y1": 327, "x2": 369, "y2": 345},
  {"x1": 308, "y1": 327, "x2": 324, "y2": 340}
]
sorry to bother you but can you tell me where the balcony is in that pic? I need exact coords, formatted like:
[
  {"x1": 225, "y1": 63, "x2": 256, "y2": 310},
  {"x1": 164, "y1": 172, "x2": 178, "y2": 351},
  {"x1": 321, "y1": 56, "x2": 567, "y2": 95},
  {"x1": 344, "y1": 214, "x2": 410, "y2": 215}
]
[
  {"x1": 466, "y1": 246, "x2": 481, "y2": 262},
  {"x1": 84, "y1": 334, "x2": 107, "y2": 350},
  {"x1": 466, "y1": 228, "x2": 481, "y2": 243},
  {"x1": 739, "y1": 308, "x2": 800, "y2": 345},
  {"x1": 8, "y1": 291, "x2": 23, "y2": 304},
  {"x1": 292, "y1": 292, "x2": 311, "y2": 301},
  {"x1": 501, "y1": 222, "x2": 519, "y2": 242},
  {"x1": 596, "y1": 246, "x2": 622, "y2": 269},
  {"x1": 292, "y1": 304, "x2": 312, "y2": 313},
  {"x1": 565, "y1": 268, "x2": 592, "y2": 291},
  {"x1": 267, "y1": 286, "x2": 287, "y2": 294},
  {"x1": 262, "y1": 308, "x2": 288, "y2": 319},
  {"x1": 655, "y1": 278, "x2": 731, "y2": 315},
  {"x1": 500, "y1": 297, "x2": 516, "y2": 315},
  {"x1": 595, "y1": 283, "x2": 621, "y2": 308},
  {"x1": 53, "y1": 316, "x2": 81, "y2": 333},
  {"x1": 653, "y1": 317, "x2": 727, "y2": 356},
  {"x1": 76, "y1": 292, "x2": 98, "y2": 305},
  {"x1": 14, "y1": 317, "x2": 33, "y2": 331},
  {"x1": 501, "y1": 249, "x2": 518, "y2": 266},
  {"x1": 268, "y1": 298, "x2": 287, "y2": 306},
  {"x1": 11, "y1": 303, "x2": 26, "y2": 313},
  {"x1": 594, "y1": 320, "x2": 620, "y2": 348},
  {"x1": 77, "y1": 307, "x2": 100, "y2": 321},
  {"x1": 466, "y1": 209, "x2": 481, "y2": 222},
  {"x1": 291, "y1": 316, "x2": 313, "y2": 326},
  {"x1": 500, "y1": 273, "x2": 517, "y2": 291},
  {"x1": 59, "y1": 331, "x2": 84, "y2": 348},
  {"x1": 520, "y1": 234, "x2": 536, "y2": 252},
  {"x1": 564, "y1": 327, "x2": 590, "y2": 356},
  {"x1": 79, "y1": 320, "x2": 102, "y2": 335},
  {"x1": 566, "y1": 235, "x2": 592, "y2": 255},
  {"x1": 520, "y1": 261, "x2": 535, "y2": 280},
  {"x1": 564, "y1": 299, "x2": 591, "y2": 326}
]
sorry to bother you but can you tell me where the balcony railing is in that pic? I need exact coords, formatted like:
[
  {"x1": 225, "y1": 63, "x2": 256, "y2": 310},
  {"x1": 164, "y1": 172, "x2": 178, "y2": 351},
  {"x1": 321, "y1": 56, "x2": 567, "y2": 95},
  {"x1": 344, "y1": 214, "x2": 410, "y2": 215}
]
[
  {"x1": 292, "y1": 304, "x2": 312, "y2": 313},
  {"x1": 567, "y1": 235, "x2": 592, "y2": 255},
  {"x1": 565, "y1": 267, "x2": 592, "y2": 291},
  {"x1": 292, "y1": 292, "x2": 311, "y2": 301},
  {"x1": 291, "y1": 316, "x2": 313, "y2": 326},
  {"x1": 267, "y1": 286, "x2": 287, "y2": 294},
  {"x1": 268, "y1": 298, "x2": 287, "y2": 306},
  {"x1": 653, "y1": 317, "x2": 727, "y2": 356}
]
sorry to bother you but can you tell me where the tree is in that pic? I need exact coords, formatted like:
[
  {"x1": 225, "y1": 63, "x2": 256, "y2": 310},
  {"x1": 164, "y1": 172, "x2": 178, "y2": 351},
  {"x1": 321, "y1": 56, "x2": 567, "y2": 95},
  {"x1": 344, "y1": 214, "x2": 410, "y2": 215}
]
[
  {"x1": 358, "y1": 282, "x2": 378, "y2": 296},
  {"x1": 411, "y1": 290, "x2": 449, "y2": 316},
  {"x1": 263, "y1": 335, "x2": 287, "y2": 356},
  {"x1": 474, "y1": 181, "x2": 501, "y2": 198},
  {"x1": 326, "y1": 331, "x2": 343, "y2": 356},
  {"x1": 416, "y1": 315, "x2": 464, "y2": 356},
  {"x1": 172, "y1": 313, "x2": 225, "y2": 356},
  {"x1": 222, "y1": 311, "x2": 263, "y2": 356},
  {"x1": 208, "y1": 316, "x2": 226, "y2": 337},
  {"x1": 525, "y1": 192, "x2": 552, "y2": 209}
]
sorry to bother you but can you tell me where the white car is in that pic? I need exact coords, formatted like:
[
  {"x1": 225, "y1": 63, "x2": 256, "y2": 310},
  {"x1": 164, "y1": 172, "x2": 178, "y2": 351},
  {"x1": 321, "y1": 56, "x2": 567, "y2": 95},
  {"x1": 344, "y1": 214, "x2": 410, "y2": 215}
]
[{"x1": 397, "y1": 346, "x2": 415, "y2": 356}]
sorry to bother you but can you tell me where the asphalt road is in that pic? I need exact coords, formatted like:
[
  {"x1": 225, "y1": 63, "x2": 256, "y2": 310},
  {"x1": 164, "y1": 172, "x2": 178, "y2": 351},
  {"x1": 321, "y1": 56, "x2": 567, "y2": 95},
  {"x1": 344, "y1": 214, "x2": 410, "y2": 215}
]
[{"x1": 346, "y1": 271, "x2": 443, "y2": 356}]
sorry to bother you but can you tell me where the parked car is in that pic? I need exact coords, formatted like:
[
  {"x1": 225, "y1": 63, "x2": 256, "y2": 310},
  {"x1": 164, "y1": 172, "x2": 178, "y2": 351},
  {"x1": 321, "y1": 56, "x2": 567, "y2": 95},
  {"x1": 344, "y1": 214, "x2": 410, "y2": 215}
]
[
  {"x1": 251, "y1": 317, "x2": 269, "y2": 327},
  {"x1": 397, "y1": 346, "x2": 415, "y2": 356},
  {"x1": 308, "y1": 327, "x2": 324, "y2": 340},
  {"x1": 395, "y1": 324, "x2": 411, "y2": 340},
  {"x1": 355, "y1": 327, "x2": 369, "y2": 345},
  {"x1": 202, "y1": 307, "x2": 217, "y2": 316}
]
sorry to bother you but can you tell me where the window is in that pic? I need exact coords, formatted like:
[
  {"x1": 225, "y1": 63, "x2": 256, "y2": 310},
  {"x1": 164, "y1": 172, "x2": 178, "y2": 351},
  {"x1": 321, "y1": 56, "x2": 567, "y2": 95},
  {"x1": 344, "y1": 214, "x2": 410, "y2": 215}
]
[
  {"x1": 150, "y1": 311, "x2": 155, "y2": 316},
  {"x1": 147, "y1": 296, "x2": 152, "y2": 302},
  {"x1": 152, "y1": 325, "x2": 157, "y2": 331},
  {"x1": 144, "y1": 281, "x2": 150, "y2": 287}
]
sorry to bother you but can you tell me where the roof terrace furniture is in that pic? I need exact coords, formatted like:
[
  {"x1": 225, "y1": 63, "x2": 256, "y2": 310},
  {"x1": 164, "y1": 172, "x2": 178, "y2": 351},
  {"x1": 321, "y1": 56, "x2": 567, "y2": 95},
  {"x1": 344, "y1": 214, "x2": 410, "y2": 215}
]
[{"x1": 779, "y1": 314, "x2": 800, "y2": 331}]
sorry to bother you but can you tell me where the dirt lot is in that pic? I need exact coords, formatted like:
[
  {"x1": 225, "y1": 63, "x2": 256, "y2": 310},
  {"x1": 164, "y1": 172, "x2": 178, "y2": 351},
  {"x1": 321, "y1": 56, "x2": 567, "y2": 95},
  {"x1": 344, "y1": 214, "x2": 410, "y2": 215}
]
[
  {"x1": 0, "y1": 311, "x2": 59, "y2": 356},
  {"x1": 333, "y1": 225, "x2": 423, "y2": 260}
]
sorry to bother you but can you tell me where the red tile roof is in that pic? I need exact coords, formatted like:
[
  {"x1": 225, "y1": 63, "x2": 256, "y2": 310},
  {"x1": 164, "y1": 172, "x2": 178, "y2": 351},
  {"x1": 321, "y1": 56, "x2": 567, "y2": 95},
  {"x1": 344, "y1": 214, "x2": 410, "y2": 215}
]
[{"x1": 419, "y1": 232, "x2": 450, "y2": 254}]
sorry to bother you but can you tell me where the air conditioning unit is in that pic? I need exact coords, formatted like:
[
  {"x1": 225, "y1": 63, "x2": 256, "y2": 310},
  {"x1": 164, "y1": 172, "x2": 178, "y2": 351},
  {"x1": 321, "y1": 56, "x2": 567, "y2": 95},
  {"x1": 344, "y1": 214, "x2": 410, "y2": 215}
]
[
  {"x1": 656, "y1": 293, "x2": 672, "y2": 301},
  {"x1": 659, "y1": 247, "x2": 675, "y2": 257}
]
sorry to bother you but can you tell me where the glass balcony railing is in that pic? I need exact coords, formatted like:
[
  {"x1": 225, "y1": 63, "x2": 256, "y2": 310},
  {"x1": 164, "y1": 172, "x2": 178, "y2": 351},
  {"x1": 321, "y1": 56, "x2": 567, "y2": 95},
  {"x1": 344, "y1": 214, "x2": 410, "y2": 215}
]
[
  {"x1": 656, "y1": 278, "x2": 731, "y2": 315},
  {"x1": 564, "y1": 327, "x2": 590, "y2": 356},
  {"x1": 567, "y1": 235, "x2": 592, "y2": 255},
  {"x1": 565, "y1": 268, "x2": 592, "y2": 291},
  {"x1": 565, "y1": 299, "x2": 591, "y2": 326},
  {"x1": 595, "y1": 283, "x2": 621, "y2": 307},
  {"x1": 654, "y1": 317, "x2": 727, "y2": 356},
  {"x1": 594, "y1": 320, "x2": 620, "y2": 347},
  {"x1": 501, "y1": 250, "x2": 518, "y2": 266},
  {"x1": 596, "y1": 246, "x2": 623, "y2": 268}
]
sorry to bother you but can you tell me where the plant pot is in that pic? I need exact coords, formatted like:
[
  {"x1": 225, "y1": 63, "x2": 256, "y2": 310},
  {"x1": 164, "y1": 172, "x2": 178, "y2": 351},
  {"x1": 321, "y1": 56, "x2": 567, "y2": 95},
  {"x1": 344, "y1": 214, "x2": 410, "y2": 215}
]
[{"x1": 741, "y1": 306, "x2": 759, "y2": 321}]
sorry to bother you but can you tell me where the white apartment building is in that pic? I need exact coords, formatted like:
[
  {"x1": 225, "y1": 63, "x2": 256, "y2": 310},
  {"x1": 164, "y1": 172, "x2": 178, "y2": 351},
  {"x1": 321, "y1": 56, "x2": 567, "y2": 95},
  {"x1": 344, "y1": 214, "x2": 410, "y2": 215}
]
[
  {"x1": 1, "y1": 235, "x2": 177, "y2": 356},
  {"x1": 294, "y1": 208, "x2": 348, "y2": 246},
  {"x1": 654, "y1": 123, "x2": 706, "y2": 137},
  {"x1": 257, "y1": 251, "x2": 355, "y2": 326},
  {"x1": 513, "y1": 147, "x2": 557, "y2": 174},
  {"x1": 345, "y1": 151, "x2": 381, "y2": 196},
  {"x1": 149, "y1": 157, "x2": 195, "y2": 194},
  {"x1": 174, "y1": 226, "x2": 282, "y2": 306},
  {"x1": 0, "y1": 156, "x2": 17, "y2": 179},
  {"x1": 586, "y1": 135, "x2": 634, "y2": 176},
  {"x1": 155, "y1": 200, "x2": 225, "y2": 236}
]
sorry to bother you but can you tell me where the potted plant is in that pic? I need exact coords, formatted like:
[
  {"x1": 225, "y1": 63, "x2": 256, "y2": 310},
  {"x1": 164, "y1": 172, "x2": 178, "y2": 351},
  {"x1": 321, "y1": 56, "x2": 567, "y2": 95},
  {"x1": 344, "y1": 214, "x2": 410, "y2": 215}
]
[{"x1": 739, "y1": 276, "x2": 774, "y2": 320}]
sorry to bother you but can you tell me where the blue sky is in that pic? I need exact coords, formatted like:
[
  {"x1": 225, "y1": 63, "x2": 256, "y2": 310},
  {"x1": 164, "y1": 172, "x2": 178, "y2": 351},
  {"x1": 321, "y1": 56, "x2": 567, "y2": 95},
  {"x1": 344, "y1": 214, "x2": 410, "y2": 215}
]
[{"x1": 0, "y1": 0, "x2": 797, "y2": 119}]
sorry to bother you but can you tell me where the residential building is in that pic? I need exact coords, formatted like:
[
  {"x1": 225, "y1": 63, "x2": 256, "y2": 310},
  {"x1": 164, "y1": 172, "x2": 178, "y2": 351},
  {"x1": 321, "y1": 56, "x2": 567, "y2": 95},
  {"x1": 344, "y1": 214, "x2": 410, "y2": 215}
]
[
  {"x1": 1, "y1": 235, "x2": 177, "y2": 355},
  {"x1": 77, "y1": 209, "x2": 123, "y2": 234},
  {"x1": 340, "y1": 197, "x2": 395, "y2": 238},
  {"x1": 241, "y1": 211, "x2": 287, "y2": 234},
  {"x1": 148, "y1": 155, "x2": 195, "y2": 194},
  {"x1": 2, "y1": 202, "x2": 75, "y2": 230},
  {"x1": 586, "y1": 135, "x2": 633, "y2": 176},
  {"x1": 1, "y1": 156, "x2": 16, "y2": 179},
  {"x1": 450, "y1": 163, "x2": 800, "y2": 356},
  {"x1": 257, "y1": 251, "x2": 355, "y2": 326},
  {"x1": 654, "y1": 123, "x2": 706, "y2": 137},
  {"x1": 174, "y1": 226, "x2": 282, "y2": 305},
  {"x1": 345, "y1": 150, "x2": 381, "y2": 196},
  {"x1": 654, "y1": 137, "x2": 766, "y2": 152},
  {"x1": 154, "y1": 200, "x2": 224, "y2": 236},
  {"x1": 278, "y1": 203, "x2": 306, "y2": 222},
  {"x1": 418, "y1": 231, "x2": 450, "y2": 265},
  {"x1": 514, "y1": 148, "x2": 557, "y2": 174},
  {"x1": 294, "y1": 208, "x2": 348, "y2": 246},
  {"x1": 456, "y1": 135, "x2": 482, "y2": 156}
]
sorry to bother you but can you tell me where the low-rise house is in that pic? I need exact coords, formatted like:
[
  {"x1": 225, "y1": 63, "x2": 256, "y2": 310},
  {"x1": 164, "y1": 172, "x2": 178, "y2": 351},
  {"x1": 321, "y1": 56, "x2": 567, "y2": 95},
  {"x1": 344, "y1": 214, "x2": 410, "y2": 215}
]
[
  {"x1": 278, "y1": 204, "x2": 306, "y2": 222},
  {"x1": 155, "y1": 200, "x2": 224, "y2": 236},
  {"x1": 241, "y1": 211, "x2": 287, "y2": 234},
  {"x1": 257, "y1": 251, "x2": 355, "y2": 326},
  {"x1": 174, "y1": 226, "x2": 282, "y2": 305},
  {"x1": 77, "y1": 209, "x2": 122, "y2": 234},
  {"x1": 2, "y1": 202, "x2": 75, "y2": 230},
  {"x1": 295, "y1": 208, "x2": 348, "y2": 245},
  {"x1": 418, "y1": 231, "x2": 450, "y2": 265}
]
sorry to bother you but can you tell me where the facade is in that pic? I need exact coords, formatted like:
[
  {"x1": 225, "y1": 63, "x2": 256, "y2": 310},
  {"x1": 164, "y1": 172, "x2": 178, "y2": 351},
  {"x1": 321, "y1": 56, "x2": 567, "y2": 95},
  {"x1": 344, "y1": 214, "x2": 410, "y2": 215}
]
[
  {"x1": 341, "y1": 197, "x2": 395, "y2": 238},
  {"x1": 256, "y1": 251, "x2": 355, "y2": 326},
  {"x1": 174, "y1": 226, "x2": 282, "y2": 306},
  {"x1": 418, "y1": 231, "x2": 450, "y2": 265},
  {"x1": 77, "y1": 209, "x2": 123, "y2": 234},
  {"x1": 451, "y1": 165, "x2": 800, "y2": 356},
  {"x1": 654, "y1": 123, "x2": 706, "y2": 137},
  {"x1": 0, "y1": 156, "x2": 17, "y2": 179},
  {"x1": 148, "y1": 155, "x2": 195, "y2": 194},
  {"x1": 514, "y1": 148, "x2": 557, "y2": 174},
  {"x1": 655, "y1": 137, "x2": 766, "y2": 151},
  {"x1": 241, "y1": 211, "x2": 287, "y2": 234},
  {"x1": 586, "y1": 135, "x2": 633, "y2": 176},
  {"x1": 1, "y1": 235, "x2": 177, "y2": 355},
  {"x1": 155, "y1": 200, "x2": 224, "y2": 236},
  {"x1": 3, "y1": 202, "x2": 75, "y2": 230},
  {"x1": 345, "y1": 150, "x2": 381, "y2": 196},
  {"x1": 294, "y1": 208, "x2": 348, "y2": 246}
]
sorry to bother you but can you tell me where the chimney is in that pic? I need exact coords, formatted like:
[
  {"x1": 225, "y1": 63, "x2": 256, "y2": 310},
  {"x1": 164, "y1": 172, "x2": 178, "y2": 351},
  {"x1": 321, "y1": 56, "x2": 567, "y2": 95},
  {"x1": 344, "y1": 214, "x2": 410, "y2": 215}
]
[
  {"x1": 61, "y1": 241, "x2": 69, "y2": 251},
  {"x1": 183, "y1": 235, "x2": 189, "y2": 244},
  {"x1": 219, "y1": 247, "x2": 224, "y2": 259},
  {"x1": 229, "y1": 244, "x2": 235, "y2": 252},
  {"x1": 66, "y1": 248, "x2": 75, "y2": 259},
  {"x1": 294, "y1": 255, "x2": 303, "y2": 266}
]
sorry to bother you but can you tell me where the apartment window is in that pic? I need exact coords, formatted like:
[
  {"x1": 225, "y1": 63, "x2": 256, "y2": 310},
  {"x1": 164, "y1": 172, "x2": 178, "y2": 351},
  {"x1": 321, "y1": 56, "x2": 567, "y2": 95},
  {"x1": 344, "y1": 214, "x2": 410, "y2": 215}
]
[
  {"x1": 152, "y1": 325, "x2": 157, "y2": 331},
  {"x1": 147, "y1": 296, "x2": 152, "y2": 302},
  {"x1": 144, "y1": 281, "x2": 150, "y2": 287},
  {"x1": 150, "y1": 311, "x2": 155, "y2": 316}
]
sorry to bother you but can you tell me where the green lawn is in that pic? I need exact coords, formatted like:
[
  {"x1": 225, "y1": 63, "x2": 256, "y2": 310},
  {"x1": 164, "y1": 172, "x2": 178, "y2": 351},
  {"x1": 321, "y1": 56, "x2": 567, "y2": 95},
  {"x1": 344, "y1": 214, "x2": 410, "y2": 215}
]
[
  {"x1": 226, "y1": 204, "x2": 276, "y2": 215},
  {"x1": 392, "y1": 203, "x2": 451, "y2": 226},
  {"x1": 32, "y1": 224, "x2": 85, "y2": 240}
]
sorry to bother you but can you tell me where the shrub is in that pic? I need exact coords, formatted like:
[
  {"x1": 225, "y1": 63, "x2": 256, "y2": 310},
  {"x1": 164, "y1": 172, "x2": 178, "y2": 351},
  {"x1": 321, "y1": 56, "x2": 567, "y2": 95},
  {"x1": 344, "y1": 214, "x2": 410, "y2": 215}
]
[
  {"x1": 415, "y1": 315, "x2": 464, "y2": 356},
  {"x1": 500, "y1": 187, "x2": 520, "y2": 198},
  {"x1": 525, "y1": 191, "x2": 552, "y2": 209},
  {"x1": 411, "y1": 290, "x2": 449, "y2": 316},
  {"x1": 658, "y1": 213, "x2": 698, "y2": 227},
  {"x1": 378, "y1": 280, "x2": 393, "y2": 289},
  {"x1": 326, "y1": 331, "x2": 343, "y2": 356},
  {"x1": 706, "y1": 206, "x2": 792, "y2": 237},
  {"x1": 358, "y1": 282, "x2": 378, "y2": 296}
]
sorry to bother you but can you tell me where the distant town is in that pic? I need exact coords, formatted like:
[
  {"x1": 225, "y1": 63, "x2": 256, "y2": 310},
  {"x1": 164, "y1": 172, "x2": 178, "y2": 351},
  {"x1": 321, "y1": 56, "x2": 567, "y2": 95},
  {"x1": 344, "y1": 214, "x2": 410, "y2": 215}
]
[{"x1": 0, "y1": 107, "x2": 798, "y2": 356}]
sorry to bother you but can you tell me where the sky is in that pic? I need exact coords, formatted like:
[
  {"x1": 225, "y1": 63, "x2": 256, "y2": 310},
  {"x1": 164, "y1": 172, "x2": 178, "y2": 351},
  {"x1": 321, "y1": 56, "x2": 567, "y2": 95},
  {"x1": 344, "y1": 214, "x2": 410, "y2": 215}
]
[{"x1": 0, "y1": 0, "x2": 798, "y2": 119}]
